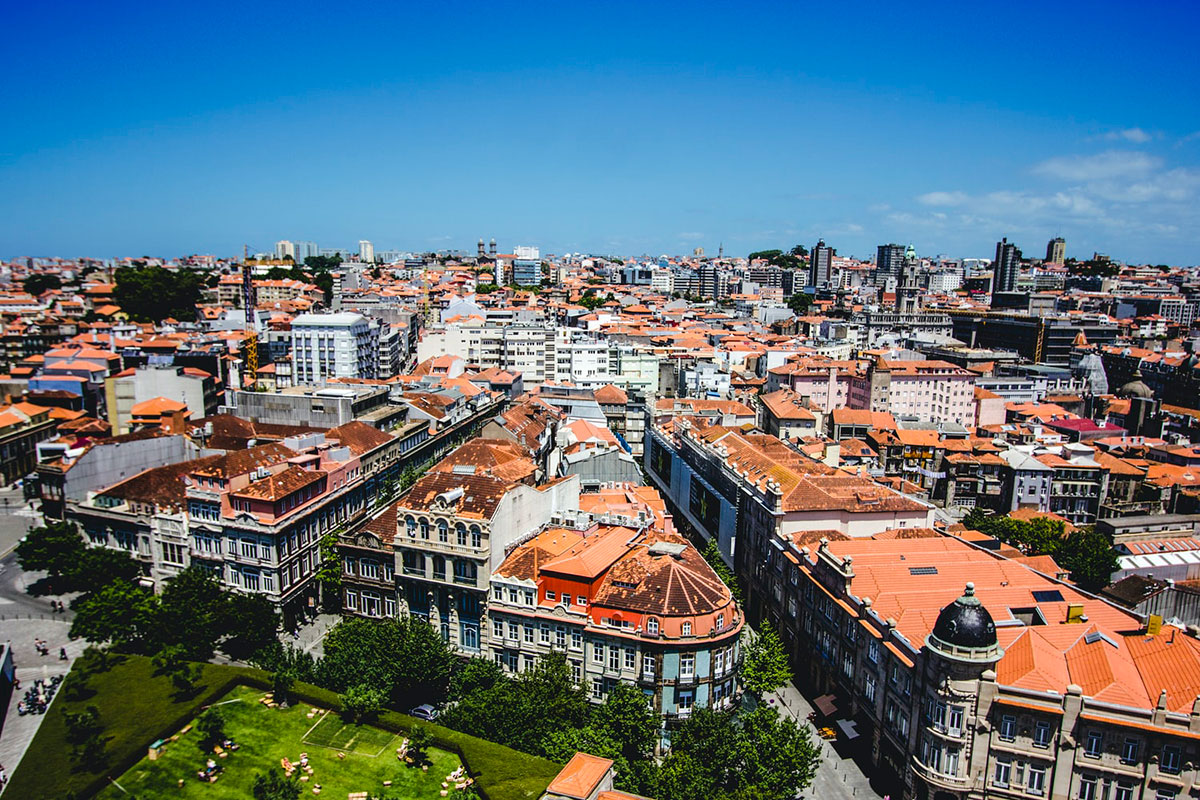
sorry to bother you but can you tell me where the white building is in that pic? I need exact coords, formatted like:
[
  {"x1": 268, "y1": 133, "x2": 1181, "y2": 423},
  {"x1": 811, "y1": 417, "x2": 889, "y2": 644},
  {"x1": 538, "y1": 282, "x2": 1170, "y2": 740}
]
[
  {"x1": 650, "y1": 268, "x2": 674, "y2": 294},
  {"x1": 553, "y1": 329, "x2": 612, "y2": 389},
  {"x1": 275, "y1": 240, "x2": 296, "y2": 261},
  {"x1": 513, "y1": 245, "x2": 540, "y2": 260},
  {"x1": 358, "y1": 240, "x2": 375, "y2": 264},
  {"x1": 290, "y1": 312, "x2": 380, "y2": 384}
]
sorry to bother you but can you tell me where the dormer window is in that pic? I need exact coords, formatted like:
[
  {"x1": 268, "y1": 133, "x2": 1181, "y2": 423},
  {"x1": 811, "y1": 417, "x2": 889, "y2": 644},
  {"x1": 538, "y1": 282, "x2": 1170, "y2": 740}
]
[
  {"x1": 647, "y1": 618, "x2": 659, "y2": 636},
  {"x1": 682, "y1": 622, "x2": 692, "y2": 637},
  {"x1": 715, "y1": 614, "x2": 724, "y2": 632}
]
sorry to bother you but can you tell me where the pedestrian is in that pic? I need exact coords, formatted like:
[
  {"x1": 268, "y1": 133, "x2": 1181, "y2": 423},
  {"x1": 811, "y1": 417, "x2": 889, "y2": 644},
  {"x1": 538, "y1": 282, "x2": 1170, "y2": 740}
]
[{"x1": 59, "y1": 647, "x2": 67, "y2": 661}]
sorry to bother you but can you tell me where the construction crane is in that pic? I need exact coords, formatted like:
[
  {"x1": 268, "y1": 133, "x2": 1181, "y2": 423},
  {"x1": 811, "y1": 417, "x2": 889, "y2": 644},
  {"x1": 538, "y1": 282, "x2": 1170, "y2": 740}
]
[
  {"x1": 242, "y1": 245, "x2": 258, "y2": 390},
  {"x1": 420, "y1": 263, "x2": 436, "y2": 329}
]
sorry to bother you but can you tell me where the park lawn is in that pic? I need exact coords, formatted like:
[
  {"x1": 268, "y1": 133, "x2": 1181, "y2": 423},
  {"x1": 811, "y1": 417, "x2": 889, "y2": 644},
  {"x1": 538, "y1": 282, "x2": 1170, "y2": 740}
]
[
  {"x1": 6, "y1": 653, "x2": 561, "y2": 800},
  {"x1": 94, "y1": 684, "x2": 463, "y2": 800}
]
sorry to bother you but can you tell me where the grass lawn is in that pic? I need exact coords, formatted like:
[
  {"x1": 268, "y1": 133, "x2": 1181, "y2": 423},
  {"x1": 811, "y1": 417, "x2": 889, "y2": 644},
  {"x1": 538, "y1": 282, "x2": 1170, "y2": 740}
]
[
  {"x1": 5, "y1": 654, "x2": 561, "y2": 800},
  {"x1": 94, "y1": 684, "x2": 463, "y2": 800}
]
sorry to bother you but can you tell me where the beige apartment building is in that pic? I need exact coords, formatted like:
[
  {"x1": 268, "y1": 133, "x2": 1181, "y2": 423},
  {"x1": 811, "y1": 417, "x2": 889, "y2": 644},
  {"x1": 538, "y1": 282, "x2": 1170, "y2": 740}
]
[{"x1": 750, "y1": 531, "x2": 1200, "y2": 800}]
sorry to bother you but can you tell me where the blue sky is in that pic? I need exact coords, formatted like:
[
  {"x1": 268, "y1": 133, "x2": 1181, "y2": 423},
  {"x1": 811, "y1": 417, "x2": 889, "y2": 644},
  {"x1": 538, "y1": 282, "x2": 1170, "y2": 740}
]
[{"x1": 2, "y1": 1, "x2": 1198, "y2": 263}]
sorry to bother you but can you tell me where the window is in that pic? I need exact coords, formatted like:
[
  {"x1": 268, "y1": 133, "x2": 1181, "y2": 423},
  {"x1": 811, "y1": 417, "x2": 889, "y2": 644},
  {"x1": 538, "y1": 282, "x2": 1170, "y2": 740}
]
[
  {"x1": 944, "y1": 747, "x2": 959, "y2": 777},
  {"x1": 470, "y1": 526, "x2": 482, "y2": 549},
  {"x1": 864, "y1": 674, "x2": 876, "y2": 703},
  {"x1": 592, "y1": 643, "x2": 604, "y2": 664},
  {"x1": 993, "y1": 758, "x2": 1011, "y2": 788},
  {"x1": 570, "y1": 630, "x2": 582, "y2": 650},
  {"x1": 453, "y1": 560, "x2": 477, "y2": 586},
  {"x1": 624, "y1": 648, "x2": 635, "y2": 670},
  {"x1": 524, "y1": 624, "x2": 534, "y2": 643},
  {"x1": 456, "y1": 524, "x2": 467, "y2": 546},
  {"x1": 867, "y1": 639, "x2": 880, "y2": 663},
  {"x1": 643, "y1": 653, "x2": 655, "y2": 677},
  {"x1": 432, "y1": 555, "x2": 446, "y2": 581},
  {"x1": 1027, "y1": 765, "x2": 1046, "y2": 796},
  {"x1": 540, "y1": 624, "x2": 550, "y2": 644},
  {"x1": 546, "y1": 590, "x2": 557, "y2": 602},
  {"x1": 1033, "y1": 720, "x2": 1052, "y2": 748},
  {"x1": 680, "y1": 653, "x2": 695, "y2": 680},
  {"x1": 681, "y1": 621, "x2": 692, "y2": 637},
  {"x1": 677, "y1": 690, "x2": 694, "y2": 712},
  {"x1": 715, "y1": 613, "x2": 724, "y2": 631},
  {"x1": 437, "y1": 520, "x2": 448, "y2": 542},
  {"x1": 1085, "y1": 730, "x2": 1102, "y2": 758},
  {"x1": 241, "y1": 539, "x2": 258, "y2": 558},
  {"x1": 1121, "y1": 737, "x2": 1139, "y2": 764},
  {"x1": 1112, "y1": 785, "x2": 1133, "y2": 800},
  {"x1": 592, "y1": 677, "x2": 604, "y2": 699},
  {"x1": 1155, "y1": 788, "x2": 1178, "y2": 800},
  {"x1": 1078, "y1": 776, "x2": 1097, "y2": 800},
  {"x1": 999, "y1": 714, "x2": 1016, "y2": 741},
  {"x1": 492, "y1": 620, "x2": 503, "y2": 640},
  {"x1": 508, "y1": 621, "x2": 519, "y2": 641},
  {"x1": 947, "y1": 705, "x2": 964, "y2": 737},
  {"x1": 402, "y1": 551, "x2": 425, "y2": 576},
  {"x1": 555, "y1": 626, "x2": 566, "y2": 649},
  {"x1": 405, "y1": 516, "x2": 416, "y2": 537},
  {"x1": 609, "y1": 646, "x2": 620, "y2": 671},
  {"x1": 647, "y1": 618, "x2": 659, "y2": 636},
  {"x1": 1161, "y1": 744, "x2": 1182, "y2": 774},
  {"x1": 345, "y1": 589, "x2": 358, "y2": 610},
  {"x1": 419, "y1": 519, "x2": 429, "y2": 539}
]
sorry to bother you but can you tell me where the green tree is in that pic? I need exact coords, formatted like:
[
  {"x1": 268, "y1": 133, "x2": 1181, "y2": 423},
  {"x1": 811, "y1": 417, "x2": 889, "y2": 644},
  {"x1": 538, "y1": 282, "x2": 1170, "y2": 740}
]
[
  {"x1": 24, "y1": 273, "x2": 62, "y2": 296},
  {"x1": 735, "y1": 706, "x2": 821, "y2": 799},
  {"x1": 449, "y1": 657, "x2": 503, "y2": 700},
  {"x1": 789, "y1": 244, "x2": 809, "y2": 258},
  {"x1": 222, "y1": 591, "x2": 280, "y2": 661},
  {"x1": 272, "y1": 668, "x2": 296, "y2": 707},
  {"x1": 591, "y1": 681, "x2": 657, "y2": 762},
  {"x1": 304, "y1": 254, "x2": 342, "y2": 271},
  {"x1": 785, "y1": 292, "x2": 813, "y2": 316},
  {"x1": 318, "y1": 616, "x2": 454, "y2": 708},
  {"x1": 253, "y1": 768, "x2": 301, "y2": 800},
  {"x1": 16, "y1": 521, "x2": 85, "y2": 578},
  {"x1": 406, "y1": 724, "x2": 432, "y2": 767},
  {"x1": 68, "y1": 546, "x2": 140, "y2": 596},
  {"x1": 69, "y1": 580, "x2": 161, "y2": 652},
  {"x1": 748, "y1": 250, "x2": 784, "y2": 262},
  {"x1": 196, "y1": 706, "x2": 226, "y2": 751},
  {"x1": 113, "y1": 265, "x2": 204, "y2": 321},
  {"x1": 702, "y1": 538, "x2": 742, "y2": 603},
  {"x1": 341, "y1": 683, "x2": 385, "y2": 723},
  {"x1": 741, "y1": 622, "x2": 792, "y2": 697},
  {"x1": 475, "y1": 283, "x2": 500, "y2": 294},
  {"x1": 1058, "y1": 527, "x2": 1120, "y2": 592},
  {"x1": 314, "y1": 532, "x2": 342, "y2": 610},
  {"x1": 158, "y1": 567, "x2": 228, "y2": 660}
]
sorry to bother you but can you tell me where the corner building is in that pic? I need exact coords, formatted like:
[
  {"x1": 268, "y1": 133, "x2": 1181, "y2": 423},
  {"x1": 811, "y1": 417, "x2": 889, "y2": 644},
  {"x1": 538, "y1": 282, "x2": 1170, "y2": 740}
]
[
  {"x1": 489, "y1": 519, "x2": 742, "y2": 746},
  {"x1": 773, "y1": 533, "x2": 1200, "y2": 800}
]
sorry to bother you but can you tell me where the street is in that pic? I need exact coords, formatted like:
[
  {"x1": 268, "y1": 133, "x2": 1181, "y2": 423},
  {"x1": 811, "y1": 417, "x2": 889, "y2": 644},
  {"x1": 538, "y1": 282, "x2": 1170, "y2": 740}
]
[{"x1": 764, "y1": 683, "x2": 884, "y2": 800}]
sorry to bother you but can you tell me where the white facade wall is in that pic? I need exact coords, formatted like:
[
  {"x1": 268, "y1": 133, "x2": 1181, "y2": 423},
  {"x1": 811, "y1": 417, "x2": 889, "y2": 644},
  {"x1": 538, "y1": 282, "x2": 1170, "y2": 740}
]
[{"x1": 290, "y1": 312, "x2": 378, "y2": 383}]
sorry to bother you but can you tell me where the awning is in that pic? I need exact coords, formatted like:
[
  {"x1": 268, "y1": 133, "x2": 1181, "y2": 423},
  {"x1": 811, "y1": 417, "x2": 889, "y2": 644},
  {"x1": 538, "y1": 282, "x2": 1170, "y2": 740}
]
[{"x1": 814, "y1": 694, "x2": 838, "y2": 716}]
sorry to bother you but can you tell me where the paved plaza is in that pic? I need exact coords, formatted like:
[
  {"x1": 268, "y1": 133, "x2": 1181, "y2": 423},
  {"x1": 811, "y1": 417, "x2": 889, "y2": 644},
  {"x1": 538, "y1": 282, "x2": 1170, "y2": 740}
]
[{"x1": 0, "y1": 617, "x2": 87, "y2": 792}]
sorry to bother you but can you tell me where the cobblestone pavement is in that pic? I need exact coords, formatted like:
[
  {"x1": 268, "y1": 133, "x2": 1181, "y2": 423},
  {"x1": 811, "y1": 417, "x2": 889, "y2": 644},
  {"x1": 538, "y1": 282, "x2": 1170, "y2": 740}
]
[
  {"x1": 765, "y1": 682, "x2": 884, "y2": 800},
  {"x1": 0, "y1": 618, "x2": 87, "y2": 793}
]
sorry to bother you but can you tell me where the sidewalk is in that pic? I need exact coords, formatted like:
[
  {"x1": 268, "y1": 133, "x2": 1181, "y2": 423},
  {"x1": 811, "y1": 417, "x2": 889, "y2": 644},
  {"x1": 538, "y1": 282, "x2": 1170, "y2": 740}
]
[
  {"x1": 764, "y1": 682, "x2": 883, "y2": 800},
  {"x1": 286, "y1": 612, "x2": 341, "y2": 657}
]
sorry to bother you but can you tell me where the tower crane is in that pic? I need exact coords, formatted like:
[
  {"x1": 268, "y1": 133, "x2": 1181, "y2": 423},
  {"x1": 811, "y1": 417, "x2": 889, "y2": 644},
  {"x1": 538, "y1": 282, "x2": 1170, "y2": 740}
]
[{"x1": 242, "y1": 245, "x2": 258, "y2": 390}]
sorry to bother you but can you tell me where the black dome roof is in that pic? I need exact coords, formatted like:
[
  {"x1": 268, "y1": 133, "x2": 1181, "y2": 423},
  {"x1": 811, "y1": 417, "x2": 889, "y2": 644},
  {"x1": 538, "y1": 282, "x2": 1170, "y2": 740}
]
[{"x1": 931, "y1": 583, "x2": 997, "y2": 649}]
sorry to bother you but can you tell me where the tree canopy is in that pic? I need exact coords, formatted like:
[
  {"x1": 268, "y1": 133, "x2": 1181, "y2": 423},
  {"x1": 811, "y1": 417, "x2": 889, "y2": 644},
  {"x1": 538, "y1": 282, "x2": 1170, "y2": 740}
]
[
  {"x1": 113, "y1": 265, "x2": 205, "y2": 322},
  {"x1": 317, "y1": 616, "x2": 453, "y2": 708},
  {"x1": 23, "y1": 273, "x2": 62, "y2": 296},
  {"x1": 740, "y1": 621, "x2": 792, "y2": 697},
  {"x1": 785, "y1": 292, "x2": 813, "y2": 316},
  {"x1": 963, "y1": 510, "x2": 1118, "y2": 591}
]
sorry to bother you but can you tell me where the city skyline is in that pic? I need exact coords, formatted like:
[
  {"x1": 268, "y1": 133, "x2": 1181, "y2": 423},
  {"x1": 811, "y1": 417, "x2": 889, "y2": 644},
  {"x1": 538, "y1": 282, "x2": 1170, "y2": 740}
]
[{"x1": 2, "y1": 1, "x2": 1198, "y2": 263}]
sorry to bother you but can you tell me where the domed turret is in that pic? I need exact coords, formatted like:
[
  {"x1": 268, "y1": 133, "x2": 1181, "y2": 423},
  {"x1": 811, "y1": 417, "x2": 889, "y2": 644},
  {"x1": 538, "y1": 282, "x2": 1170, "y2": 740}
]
[
  {"x1": 1116, "y1": 369, "x2": 1153, "y2": 400},
  {"x1": 926, "y1": 582, "x2": 1003, "y2": 663}
]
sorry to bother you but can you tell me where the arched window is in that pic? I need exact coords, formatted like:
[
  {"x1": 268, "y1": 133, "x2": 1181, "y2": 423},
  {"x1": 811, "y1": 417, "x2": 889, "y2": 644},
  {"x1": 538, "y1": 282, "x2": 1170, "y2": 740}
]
[
  {"x1": 419, "y1": 518, "x2": 430, "y2": 539},
  {"x1": 681, "y1": 621, "x2": 692, "y2": 637},
  {"x1": 456, "y1": 523, "x2": 467, "y2": 547},
  {"x1": 437, "y1": 520, "x2": 448, "y2": 543},
  {"x1": 405, "y1": 516, "x2": 416, "y2": 537},
  {"x1": 646, "y1": 618, "x2": 660, "y2": 636},
  {"x1": 470, "y1": 525, "x2": 482, "y2": 549}
]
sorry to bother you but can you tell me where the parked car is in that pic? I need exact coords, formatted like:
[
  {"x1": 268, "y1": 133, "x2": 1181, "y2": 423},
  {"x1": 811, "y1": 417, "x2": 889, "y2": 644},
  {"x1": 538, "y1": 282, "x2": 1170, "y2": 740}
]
[{"x1": 408, "y1": 704, "x2": 439, "y2": 721}]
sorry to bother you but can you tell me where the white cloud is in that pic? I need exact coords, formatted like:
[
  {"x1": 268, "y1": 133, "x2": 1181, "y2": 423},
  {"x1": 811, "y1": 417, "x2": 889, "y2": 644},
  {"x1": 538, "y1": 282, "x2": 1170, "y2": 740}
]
[
  {"x1": 917, "y1": 191, "x2": 968, "y2": 207},
  {"x1": 1102, "y1": 128, "x2": 1153, "y2": 143},
  {"x1": 1033, "y1": 150, "x2": 1161, "y2": 181}
]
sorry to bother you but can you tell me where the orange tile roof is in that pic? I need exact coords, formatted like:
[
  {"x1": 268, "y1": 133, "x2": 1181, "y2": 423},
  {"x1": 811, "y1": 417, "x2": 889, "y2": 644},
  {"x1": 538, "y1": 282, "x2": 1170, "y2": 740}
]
[{"x1": 546, "y1": 753, "x2": 613, "y2": 800}]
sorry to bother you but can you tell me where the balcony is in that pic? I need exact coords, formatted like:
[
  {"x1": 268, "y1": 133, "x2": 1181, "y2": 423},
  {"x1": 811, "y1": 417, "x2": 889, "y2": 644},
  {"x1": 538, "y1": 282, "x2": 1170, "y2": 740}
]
[{"x1": 909, "y1": 756, "x2": 970, "y2": 790}]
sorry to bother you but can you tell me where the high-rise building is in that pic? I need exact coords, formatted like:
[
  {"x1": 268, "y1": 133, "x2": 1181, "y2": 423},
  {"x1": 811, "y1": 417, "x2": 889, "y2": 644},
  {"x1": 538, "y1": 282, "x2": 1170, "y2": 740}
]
[
  {"x1": 876, "y1": 243, "x2": 904, "y2": 285},
  {"x1": 810, "y1": 239, "x2": 833, "y2": 287},
  {"x1": 991, "y1": 237, "x2": 1021, "y2": 300},
  {"x1": 290, "y1": 312, "x2": 379, "y2": 383},
  {"x1": 1045, "y1": 236, "x2": 1066, "y2": 264},
  {"x1": 275, "y1": 240, "x2": 296, "y2": 261},
  {"x1": 358, "y1": 240, "x2": 375, "y2": 264},
  {"x1": 294, "y1": 241, "x2": 320, "y2": 263}
]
